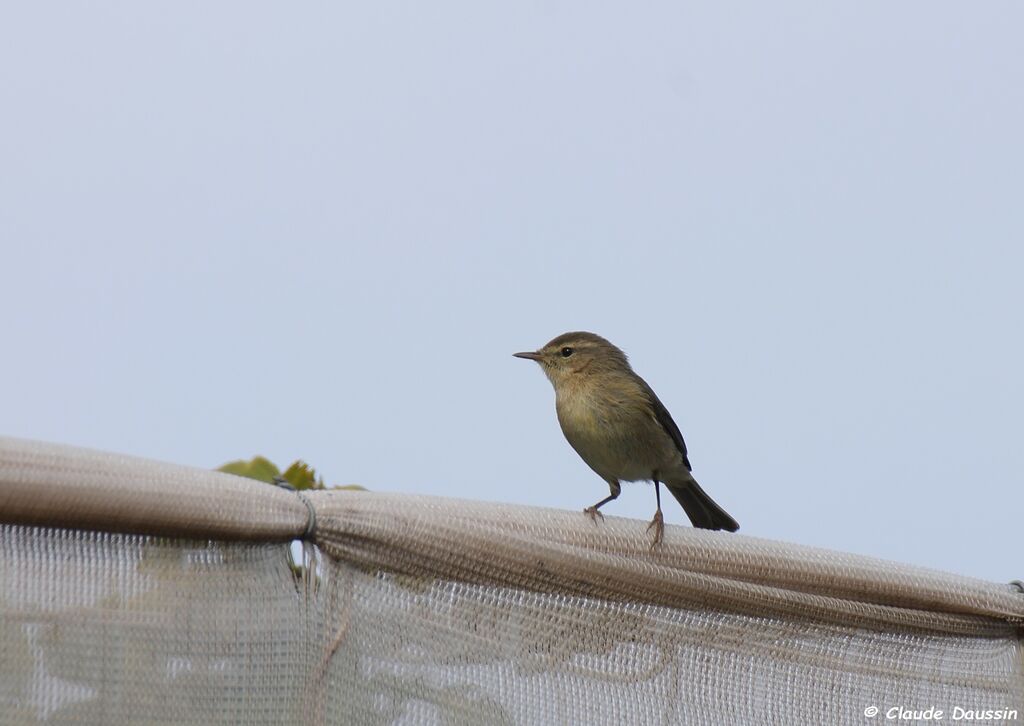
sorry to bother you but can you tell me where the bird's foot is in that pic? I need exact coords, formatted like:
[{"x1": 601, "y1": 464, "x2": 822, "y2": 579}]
[
  {"x1": 583, "y1": 506, "x2": 605, "y2": 523},
  {"x1": 646, "y1": 509, "x2": 664, "y2": 549}
]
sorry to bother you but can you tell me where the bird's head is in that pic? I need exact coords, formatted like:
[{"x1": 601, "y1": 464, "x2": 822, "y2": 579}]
[{"x1": 514, "y1": 331, "x2": 631, "y2": 388}]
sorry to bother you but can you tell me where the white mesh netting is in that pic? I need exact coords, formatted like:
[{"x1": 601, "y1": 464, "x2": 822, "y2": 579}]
[{"x1": 1, "y1": 438, "x2": 1021, "y2": 724}]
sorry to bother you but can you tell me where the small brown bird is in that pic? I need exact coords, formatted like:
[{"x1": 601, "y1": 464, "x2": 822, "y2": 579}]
[{"x1": 515, "y1": 331, "x2": 738, "y2": 544}]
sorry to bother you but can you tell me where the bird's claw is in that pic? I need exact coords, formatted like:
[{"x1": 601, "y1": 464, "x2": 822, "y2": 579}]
[
  {"x1": 647, "y1": 510, "x2": 664, "y2": 549},
  {"x1": 583, "y1": 506, "x2": 605, "y2": 523}
]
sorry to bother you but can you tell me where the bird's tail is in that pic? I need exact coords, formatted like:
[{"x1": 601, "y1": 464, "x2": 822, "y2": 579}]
[{"x1": 665, "y1": 477, "x2": 739, "y2": 532}]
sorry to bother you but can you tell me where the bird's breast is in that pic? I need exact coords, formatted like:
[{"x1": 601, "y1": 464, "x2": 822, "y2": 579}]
[{"x1": 555, "y1": 386, "x2": 674, "y2": 481}]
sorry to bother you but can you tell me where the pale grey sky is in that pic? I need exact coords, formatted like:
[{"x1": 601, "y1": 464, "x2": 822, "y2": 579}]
[{"x1": 2, "y1": 2, "x2": 1021, "y2": 582}]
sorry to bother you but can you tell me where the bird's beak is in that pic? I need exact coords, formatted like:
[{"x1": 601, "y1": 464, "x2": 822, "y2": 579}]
[{"x1": 513, "y1": 351, "x2": 542, "y2": 361}]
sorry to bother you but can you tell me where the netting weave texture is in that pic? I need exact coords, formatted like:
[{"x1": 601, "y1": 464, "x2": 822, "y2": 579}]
[
  {"x1": 1, "y1": 527, "x2": 321, "y2": 724},
  {"x1": 1, "y1": 438, "x2": 1021, "y2": 724}
]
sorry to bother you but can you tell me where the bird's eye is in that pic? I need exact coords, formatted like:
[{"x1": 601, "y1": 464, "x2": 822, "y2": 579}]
[{"x1": 560, "y1": 347, "x2": 574, "y2": 357}]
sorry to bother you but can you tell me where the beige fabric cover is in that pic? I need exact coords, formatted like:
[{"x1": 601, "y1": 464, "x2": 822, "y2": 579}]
[{"x1": 1, "y1": 437, "x2": 1021, "y2": 724}]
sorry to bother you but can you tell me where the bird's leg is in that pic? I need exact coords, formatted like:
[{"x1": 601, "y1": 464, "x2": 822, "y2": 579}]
[
  {"x1": 584, "y1": 480, "x2": 621, "y2": 522},
  {"x1": 647, "y1": 477, "x2": 665, "y2": 548}
]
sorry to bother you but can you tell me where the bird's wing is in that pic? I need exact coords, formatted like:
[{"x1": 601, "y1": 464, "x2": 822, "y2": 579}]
[{"x1": 639, "y1": 378, "x2": 693, "y2": 471}]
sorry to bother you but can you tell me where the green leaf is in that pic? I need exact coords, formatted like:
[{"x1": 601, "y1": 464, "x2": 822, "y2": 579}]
[
  {"x1": 218, "y1": 455, "x2": 366, "y2": 491},
  {"x1": 217, "y1": 456, "x2": 281, "y2": 483},
  {"x1": 281, "y1": 460, "x2": 324, "y2": 491}
]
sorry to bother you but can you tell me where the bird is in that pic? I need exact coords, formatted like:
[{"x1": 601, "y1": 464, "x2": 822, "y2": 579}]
[{"x1": 514, "y1": 331, "x2": 738, "y2": 544}]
